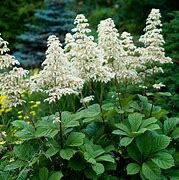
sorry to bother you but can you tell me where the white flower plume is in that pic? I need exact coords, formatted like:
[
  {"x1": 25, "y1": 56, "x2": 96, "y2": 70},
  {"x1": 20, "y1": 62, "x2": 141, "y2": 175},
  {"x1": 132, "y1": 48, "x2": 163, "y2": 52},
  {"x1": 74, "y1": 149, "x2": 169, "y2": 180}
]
[
  {"x1": 30, "y1": 35, "x2": 84, "y2": 103},
  {"x1": 0, "y1": 33, "x2": 19, "y2": 69},
  {"x1": 0, "y1": 34, "x2": 29, "y2": 108},
  {"x1": 66, "y1": 14, "x2": 114, "y2": 83},
  {"x1": 139, "y1": 9, "x2": 172, "y2": 65}
]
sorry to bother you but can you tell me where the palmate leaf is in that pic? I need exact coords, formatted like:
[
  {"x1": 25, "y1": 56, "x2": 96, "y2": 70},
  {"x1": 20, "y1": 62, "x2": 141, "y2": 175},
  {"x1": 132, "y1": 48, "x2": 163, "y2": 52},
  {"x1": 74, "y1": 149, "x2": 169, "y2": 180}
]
[
  {"x1": 142, "y1": 161, "x2": 161, "y2": 180},
  {"x1": 151, "y1": 151, "x2": 174, "y2": 169},
  {"x1": 128, "y1": 113, "x2": 143, "y2": 132},
  {"x1": 114, "y1": 123, "x2": 130, "y2": 135},
  {"x1": 136, "y1": 131, "x2": 170, "y2": 159},
  {"x1": 127, "y1": 163, "x2": 140, "y2": 175}
]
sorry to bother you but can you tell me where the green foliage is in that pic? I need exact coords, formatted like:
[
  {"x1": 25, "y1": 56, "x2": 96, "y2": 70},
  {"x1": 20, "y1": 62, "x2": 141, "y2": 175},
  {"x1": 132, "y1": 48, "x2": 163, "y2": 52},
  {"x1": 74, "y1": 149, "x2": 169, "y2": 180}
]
[{"x1": 1, "y1": 92, "x2": 179, "y2": 179}]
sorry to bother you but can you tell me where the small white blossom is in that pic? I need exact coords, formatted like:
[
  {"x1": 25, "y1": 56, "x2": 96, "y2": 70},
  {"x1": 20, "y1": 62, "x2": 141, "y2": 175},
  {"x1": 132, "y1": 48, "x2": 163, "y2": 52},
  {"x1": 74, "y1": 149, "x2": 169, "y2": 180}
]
[
  {"x1": 80, "y1": 95, "x2": 94, "y2": 104},
  {"x1": 30, "y1": 35, "x2": 84, "y2": 103},
  {"x1": 153, "y1": 83, "x2": 165, "y2": 89}
]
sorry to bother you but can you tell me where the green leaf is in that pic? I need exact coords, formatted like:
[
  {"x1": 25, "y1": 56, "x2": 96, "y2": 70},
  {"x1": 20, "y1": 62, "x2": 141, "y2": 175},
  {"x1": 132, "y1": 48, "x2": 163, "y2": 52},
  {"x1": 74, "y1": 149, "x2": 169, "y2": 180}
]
[
  {"x1": 142, "y1": 161, "x2": 161, "y2": 180},
  {"x1": 127, "y1": 143, "x2": 142, "y2": 163},
  {"x1": 127, "y1": 163, "x2": 140, "y2": 175},
  {"x1": 84, "y1": 152, "x2": 96, "y2": 164},
  {"x1": 61, "y1": 111, "x2": 79, "y2": 129},
  {"x1": 48, "y1": 171, "x2": 63, "y2": 180},
  {"x1": 13, "y1": 143, "x2": 35, "y2": 161},
  {"x1": 66, "y1": 132, "x2": 85, "y2": 147},
  {"x1": 141, "y1": 117, "x2": 158, "y2": 129},
  {"x1": 35, "y1": 118, "x2": 59, "y2": 138},
  {"x1": 120, "y1": 137, "x2": 133, "y2": 147},
  {"x1": 60, "y1": 148, "x2": 76, "y2": 160},
  {"x1": 112, "y1": 129, "x2": 129, "y2": 136},
  {"x1": 80, "y1": 104, "x2": 101, "y2": 118},
  {"x1": 128, "y1": 113, "x2": 143, "y2": 132},
  {"x1": 152, "y1": 152, "x2": 174, "y2": 169},
  {"x1": 92, "y1": 163, "x2": 104, "y2": 175},
  {"x1": 4, "y1": 160, "x2": 26, "y2": 171},
  {"x1": 157, "y1": 92, "x2": 172, "y2": 97},
  {"x1": 45, "y1": 147, "x2": 59, "y2": 158},
  {"x1": 115, "y1": 123, "x2": 130, "y2": 135},
  {"x1": 102, "y1": 103, "x2": 115, "y2": 111},
  {"x1": 164, "y1": 118, "x2": 179, "y2": 135},
  {"x1": 39, "y1": 167, "x2": 48, "y2": 180},
  {"x1": 96, "y1": 154, "x2": 115, "y2": 163},
  {"x1": 171, "y1": 127, "x2": 179, "y2": 139}
]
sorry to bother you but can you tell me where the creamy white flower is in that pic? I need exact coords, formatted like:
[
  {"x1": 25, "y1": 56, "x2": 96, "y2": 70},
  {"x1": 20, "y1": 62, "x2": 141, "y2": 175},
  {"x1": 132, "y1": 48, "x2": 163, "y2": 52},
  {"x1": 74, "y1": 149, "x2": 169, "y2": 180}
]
[
  {"x1": 98, "y1": 19, "x2": 141, "y2": 84},
  {"x1": 0, "y1": 34, "x2": 19, "y2": 69},
  {"x1": 80, "y1": 95, "x2": 94, "y2": 104},
  {"x1": 30, "y1": 35, "x2": 84, "y2": 103},
  {"x1": 139, "y1": 9, "x2": 172, "y2": 65},
  {"x1": 153, "y1": 83, "x2": 165, "y2": 89},
  {"x1": 0, "y1": 34, "x2": 29, "y2": 108},
  {"x1": 67, "y1": 14, "x2": 114, "y2": 83},
  {"x1": 0, "y1": 67, "x2": 29, "y2": 108}
]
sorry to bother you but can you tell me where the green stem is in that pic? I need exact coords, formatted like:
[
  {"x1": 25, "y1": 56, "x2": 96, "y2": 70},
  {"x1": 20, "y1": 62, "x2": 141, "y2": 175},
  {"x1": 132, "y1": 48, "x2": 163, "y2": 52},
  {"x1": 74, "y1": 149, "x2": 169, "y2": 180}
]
[{"x1": 114, "y1": 76, "x2": 122, "y2": 109}]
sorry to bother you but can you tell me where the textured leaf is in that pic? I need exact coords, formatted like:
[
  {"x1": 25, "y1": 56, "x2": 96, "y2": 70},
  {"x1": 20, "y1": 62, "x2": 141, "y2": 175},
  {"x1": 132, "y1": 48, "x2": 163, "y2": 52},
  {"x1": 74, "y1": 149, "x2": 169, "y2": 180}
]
[
  {"x1": 112, "y1": 129, "x2": 129, "y2": 136},
  {"x1": 120, "y1": 137, "x2": 133, "y2": 147},
  {"x1": 13, "y1": 143, "x2": 35, "y2": 161},
  {"x1": 66, "y1": 132, "x2": 85, "y2": 147},
  {"x1": 142, "y1": 161, "x2": 161, "y2": 180},
  {"x1": 60, "y1": 148, "x2": 76, "y2": 160},
  {"x1": 39, "y1": 167, "x2": 48, "y2": 180},
  {"x1": 127, "y1": 163, "x2": 140, "y2": 175},
  {"x1": 141, "y1": 117, "x2": 158, "y2": 128},
  {"x1": 48, "y1": 171, "x2": 63, "y2": 180},
  {"x1": 92, "y1": 163, "x2": 104, "y2": 175},
  {"x1": 171, "y1": 127, "x2": 179, "y2": 139},
  {"x1": 84, "y1": 152, "x2": 96, "y2": 164},
  {"x1": 152, "y1": 152, "x2": 174, "y2": 169},
  {"x1": 80, "y1": 104, "x2": 101, "y2": 118},
  {"x1": 127, "y1": 143, "x2": 142, "y2": 163},
  {"x1": 115, "y1": 123, "x2": 130, "y2": 135},
  {"x1": 4, "y1": 160, "x2": 26, "y2": 171},
  {"x1": 61, "y1": 111, "x2": 79, "y2": 129},
  {"x1": 45, "y1": 147, "x2": 59, "y2": 158},
  {"x1": 96, "y1": 154, "x2": 115, "y2": 163},
  {"x1": 164, "y1": 118, "x2": 179, "y2": 135},
  {"x1": 128, "y1": 113, "x2": 143, "y2": 132}
]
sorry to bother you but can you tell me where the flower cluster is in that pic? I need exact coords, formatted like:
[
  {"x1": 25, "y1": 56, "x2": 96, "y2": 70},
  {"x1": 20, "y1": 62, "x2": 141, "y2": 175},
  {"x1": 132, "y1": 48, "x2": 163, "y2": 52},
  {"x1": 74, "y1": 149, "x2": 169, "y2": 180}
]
[
  {"x1": 97, "y1": 18, "x2": 141, "y2": 84},
  {"x1": 0, "y1": 34, "x2": 29, "y2": 108},
  {"x1": 0, "y1": 8, "x2": 172, "y2": 107},
  {"x1": 30, "y1": 35, "x2": 84, "y2": 103},
  {"x1": 65, "y1": 14, "x2": 114, "y2": 83}
]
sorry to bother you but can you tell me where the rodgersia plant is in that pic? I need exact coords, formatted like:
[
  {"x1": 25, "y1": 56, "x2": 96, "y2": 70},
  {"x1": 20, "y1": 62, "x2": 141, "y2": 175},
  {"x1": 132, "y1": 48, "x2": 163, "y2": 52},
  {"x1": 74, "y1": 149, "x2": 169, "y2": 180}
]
[
  {"x1": 0, "y1": 34, "x2": 29, "y2": 108},
  {"x1": 97, "y1": 18, "x2": 142, "y2": 85},
  {"x1": 66, "y1": 14, "x2": 114, "y2": 83},
  {"x1": 139, "y1": 9, "x2": 172, "y2": 87},
  {"x1": 1, "y1": 9, "x2": 178, "y2": 180},
  {"x1": 30, "y1": 35, "x2": 84, "y2": 104}
]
